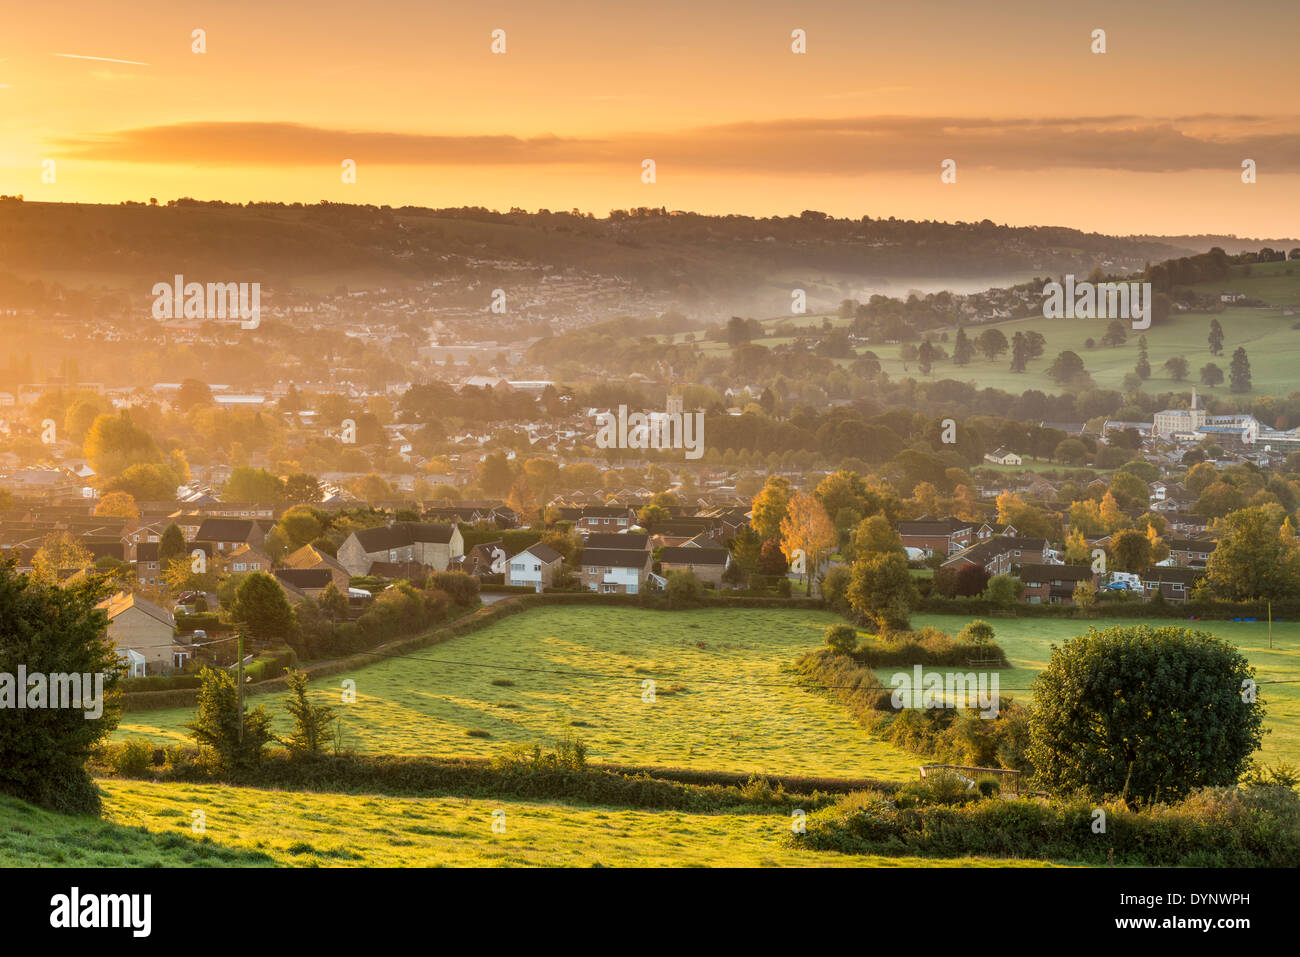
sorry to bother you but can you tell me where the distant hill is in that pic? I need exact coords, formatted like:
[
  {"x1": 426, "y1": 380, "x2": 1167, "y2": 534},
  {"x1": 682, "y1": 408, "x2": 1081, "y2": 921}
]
[{"x1": 0, "y1": 198, "x2": 1215, "y2": 308}]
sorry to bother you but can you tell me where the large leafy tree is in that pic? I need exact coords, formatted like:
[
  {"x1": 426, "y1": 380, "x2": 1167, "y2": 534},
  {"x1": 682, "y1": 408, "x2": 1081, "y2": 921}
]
[
  {"x1": 846, "y1": 551, "x2": 916, "y2": 632},
  {"x1": 1028, "y1": 625, "x2": 1264, "y2": 803},
  {"x1": 1206, "y1": 506, "x2": 1300, "y2": 600},
  {"x1": 0, "y1": 565, "x2": 122, "y2": 813},
  {"x1": 779, "y1": 491, "x2": 836, "y2": 594},
  {"x1": 751, "y1": 475, "x2": 793, "y2": 542},
  {"x1": 230, "y1": 571, "x2": 296, "y2": 641},
  {"x1": 1229, "y1": 346, "x2": 1252, "y2": 394}
]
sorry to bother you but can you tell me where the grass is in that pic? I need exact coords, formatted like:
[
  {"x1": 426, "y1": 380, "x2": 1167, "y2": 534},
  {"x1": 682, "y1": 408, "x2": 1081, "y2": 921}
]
[
  {"x1": 893, "y1": 614, "x2": 1300, "y2": 767},
  {"x1": 0, "y1": 780, "x2": 1060, "y2": 868},
  {"x1": 117, "y1": 606, "x2": 922, "y2": 780}
]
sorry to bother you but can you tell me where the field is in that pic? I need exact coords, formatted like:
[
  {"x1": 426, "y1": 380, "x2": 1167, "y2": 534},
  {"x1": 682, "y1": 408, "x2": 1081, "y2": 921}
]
[
  {"x1": 118, "y1": 606, "x2": 922, "y2": 780},
  {"x1": 118, "y1": 605, "x2": 1300, "y2": 774},
  {"x1": 690, "y1": 261, "x2": 1300, "y2": 399},
  {"x1": 0, "y1": 781, "x2": 1059, "y2": 868}
]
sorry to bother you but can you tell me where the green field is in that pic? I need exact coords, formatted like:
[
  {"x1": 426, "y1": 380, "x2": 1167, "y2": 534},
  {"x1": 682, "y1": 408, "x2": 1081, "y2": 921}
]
[
  {"x1": 118, "y1": 606, "x2": 1300, "y2": 775},
  {"x1": 118, "y1": 606, "x2": 922, "y2": 780},
  {"x1": 690, "y1": 262, "x2": 1300, "y2": 399},
  {"x1": 898, "y1": 614, "x2": 1300, "y2": 767},
  {"x1": 0, "y1": 781, "x2": 1058, "y2": 868}
]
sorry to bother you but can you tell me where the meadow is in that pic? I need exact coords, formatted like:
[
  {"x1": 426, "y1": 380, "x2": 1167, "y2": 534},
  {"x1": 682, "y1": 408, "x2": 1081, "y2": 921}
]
[
  {"x1": 117, "y1": 605, "x2": 1300, "y2": 776},
  {"x1": 118, "y1": 606, "x2": 922, "y2": 780},
  {"x1": 0, "y1": 781, "x2": 1059, "y2": 868}
]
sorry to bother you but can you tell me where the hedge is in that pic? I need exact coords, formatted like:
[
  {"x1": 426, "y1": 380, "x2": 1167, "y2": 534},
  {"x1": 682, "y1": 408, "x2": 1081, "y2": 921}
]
[
  {"x1": 174, "y1": 613, "x2": 222, "y2": 633},
  {"x1": 920, "y1": 595, "x2": 1300, "y2": 621}
]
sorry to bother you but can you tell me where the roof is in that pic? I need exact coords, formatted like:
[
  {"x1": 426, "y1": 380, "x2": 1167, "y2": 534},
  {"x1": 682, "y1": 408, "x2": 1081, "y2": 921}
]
[
  {"x1": 1018, "y1": 563, "x2": 1092, "y2": 582},
  {"x1": 351, "y1": 522, "x2": 457, "y2": 552},
  {"x1": 1140, "y1": 566, "x2": 1204, "y2": 586},
  {"x1": 97, "y1": 591, "x2": 175, "y2": 628},
  {"x1": 194, "y1": 518, "x2": 258, "y2": 542},
  {"x1": 659, "y1": 546, "x2": 730, "y2": 565},
  {"x1": 583, "y1": 533, "x2": 649, "y2": 550},
  {"x1": 518, "y1": 542, "x2": 563, "y2": 564},
  {"x1": 274, "y1": 568, "x2": 333, "y2": 588},
  {"x1": 898, "y1": 518, "x2": 973, "y2": 536},
  {"x1": 581, "y1": 547, "x2": 651, "y2": 569}
]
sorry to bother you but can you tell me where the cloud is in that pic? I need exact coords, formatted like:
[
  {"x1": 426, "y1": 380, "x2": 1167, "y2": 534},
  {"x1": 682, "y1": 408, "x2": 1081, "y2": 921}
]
[
  {"x1": 53, "y1": 53, "x2": 151, "y2": 66},
  {"x1": 50, "y1": 115, "x2": 1300, "y2": 174}
]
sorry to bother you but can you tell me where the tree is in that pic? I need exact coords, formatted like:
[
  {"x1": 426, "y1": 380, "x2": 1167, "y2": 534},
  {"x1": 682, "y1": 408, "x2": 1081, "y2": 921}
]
[
  {"x1": 1009, "y1": 331, "x2": 1028, "y2": 372},
  {"x1": 917, "y1": 339, "x2": 936, "y2": 375},
  {"x1": 956, "y1": 620, "x2": 995, "y2": 645},
  {"x1": 779, "y1": 491, "x2": 836, "y2": 595},
  {"x1": 952, "y1": 327, "x2": 974, "y2": 366},
  {"x1": 1108, "y1": 528, "x2": 1153, "y2": 573},
  {"x1": 847, "y1": 551, "x2": 915, "y2": 632},
  {"x1": 230, "y1": 572, "x2": 296, "y2": 640},
  {"x1": 1229, "y1": 346, "x2": 1252, "y2": 394},
  {"x1": 851, "y1": 514, "x2": 903, "y2": 559},
  {"x1": 320, "y1": 581, "x2": 349, "y2": 621},
  {"x1": 279, "y1": 670, "x2": 337, "y2": 757},
  {"x1": 225, "y1": 466, "x2": 285, "y2": 503},
  {"x1": 1100, "y1": 320, "x2": 1128, "y2": 348},
  {"x1": 0, "y1": 566, "x2": 122, "y2": 814},
  {"x1": 186, "y1": 666, "x2": 274, "y2": 771},
  {"x1": 1164, "y1": 356, "x2": 1189, "y2": 381},
  {"x1": 1200, "y1": 362, "x2": 1224, "y2": 388},
  {"x1": 94, "y1": 491, "x2": 139, "y2": 519},
  {"x1": 1107, "y1": 470, "x2": 1149, "y2": 509},
  {"x1": 751, "y1": 475, "x2": 793, "y2": 541},
  {"x1": 1064, "y1": 527, "x2": 1091, "y2": 565},
  {"x1": 31, "y1": 531, "x2": 93, "y2": 584},
  {"x1": 1047, "y1": 350, "x2": 1086, "y2": 384},
  {"x1": 1134, "y1": 335, "x2": 1151, "y2": 380},
  {"x1": 83, "y1": 410, "x2": 163, "y2": 479},
  {"x1": 1208, "y1": 318, "x2": 1224, "y2": 356},
  {"x1": 664, "y1": 569, "x2": 702, "y2": 606},
  {"x1": 102, "y1": 462, "x2": 180, "y2": 501},
  {"x1": 1206, "y1": 506, "x2": 1300, "y2": 600},
  {"x1": 175, "y1": 378, "x2": 213, "y2": 411},
  {"x1": 277, "y1": 507, "x2": 324, "y2": 550},
  {"x1": 283, "y1": 473, "x2": 321, "y2": 504},
  {"x1": 158, "y1": 522, "x2": 187, "y2": 569},
  {"x1": 1072, "y1": 579, "x2": 1097, "y2": 611},
  {"x1": 1027, "y1": 625, "x2": 1264, "y2": 802},
  {"x1": 984, "y1": 573, "x2": 1021, "y2": 606},
  {"x1": 976, "y1": 328, "x2": 1008, "y2": 362},
  {"x1": 478, "y1": 452, "x2": 515, "y2": 499}
]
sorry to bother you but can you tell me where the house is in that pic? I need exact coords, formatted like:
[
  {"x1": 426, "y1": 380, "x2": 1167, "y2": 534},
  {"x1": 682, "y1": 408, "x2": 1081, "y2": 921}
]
[
  {"x1": 984, "y1": 448, "x2": 1023, "y2": 466},
  {"x1": 1165, "y1": 538, "x2": 1217, "y2": 568},
  {"x1": 283, "y1": 543, "x2": 351, "y2": 593},
  {"x1": 575, "y1": 506, "x2": 638, "y2": 533},
  {"x1": 1139, "y1": 566, "x2": 1204, "y2": 602},
  {"x1": 578, "y1": 547, "x2": 653, "y2": 594},
  {"x1": 274, "y1": 568, "x2": 334, "y2": 601},
  {"x1": 659, "y1": 545, "x2": 730, "y2": 587},
  {"x1": 97, "y1": 591, "x2": 176, "y2": 675},
  {"x1": 337, "y1": 522, "x2": 465, "y2": 576},
  {"x1": 193, "y1": 518, "x2": 266, "y2": 554},
  {"x1": 897, "y1": 518, "x2": 974, "y2": 557},
  {"x1": 942, "y1": 536, "x2": 1049, "y2": 576},
  {"x1": 455, "y1": 541, "x2": 507, "y2": 578},
  {"x1": 507, "y1": 543, "x2": 564, "y2": 591},
  {"x1": 975, "y1": 522, "x2": 1017, "y2": 541},
  {"x1": 226, "y1": 543, "x2": 274, "y2": 575},
  {"x1": 1018, "y1": 563, "x2": 1096, "y2": 604}
]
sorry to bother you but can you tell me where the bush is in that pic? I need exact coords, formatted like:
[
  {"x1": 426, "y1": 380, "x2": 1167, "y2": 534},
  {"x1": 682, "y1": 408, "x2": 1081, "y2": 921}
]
[
  {"x1": 430, "y1": 570, "x2": 480, "y2": 607},
  {"x1": 824, "y1": 624, "x2": 858, "y2": 654},
  {"x1": 111, "y1": 738, "x2": 157, "y2": 776}
]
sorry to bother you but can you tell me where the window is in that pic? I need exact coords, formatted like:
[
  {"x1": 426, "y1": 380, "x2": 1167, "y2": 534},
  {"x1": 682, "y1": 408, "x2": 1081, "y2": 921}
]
[{"x1": 601, "y1": 583, "x2": 617, "y2": 593}]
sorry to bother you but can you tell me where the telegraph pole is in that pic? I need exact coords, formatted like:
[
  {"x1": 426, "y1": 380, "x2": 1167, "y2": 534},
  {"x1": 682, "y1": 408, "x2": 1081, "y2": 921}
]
[{"x1": 236, "y1": 631, "x2": 245, "y2": 743}]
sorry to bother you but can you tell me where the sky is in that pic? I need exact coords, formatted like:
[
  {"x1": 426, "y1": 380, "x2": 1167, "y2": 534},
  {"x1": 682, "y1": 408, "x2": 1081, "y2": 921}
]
[{"x1": 2, "y1": 0, "x2": 1297, "y2": 237}]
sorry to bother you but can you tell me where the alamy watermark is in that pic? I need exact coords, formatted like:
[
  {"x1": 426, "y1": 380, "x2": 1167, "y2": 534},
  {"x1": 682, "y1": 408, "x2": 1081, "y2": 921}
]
[
  {"x1": 1042, "y1": 275, "x2": 1151, "y2": 330},
  {"x1": 0, "y1": 667, "x2": 105, "y2": 719},
  {"x1": 152, "y1": 274, "x2": 261, "y2": 328},
  {"x1": 890, "y1": 665, "x2": 999, "y2": 718},
  {"x1": 595, "y1": 404, "x2": 704, "y2": 460}
]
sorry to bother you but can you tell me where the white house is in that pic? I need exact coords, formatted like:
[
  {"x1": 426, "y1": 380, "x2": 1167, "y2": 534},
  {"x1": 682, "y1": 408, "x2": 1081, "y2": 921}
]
[
  {"x1": 507, "y1": 543, "x2": 564, "y2": 592},
  {"x1": 983, "y1": 448, "x2": 1023, "y2": 466}
]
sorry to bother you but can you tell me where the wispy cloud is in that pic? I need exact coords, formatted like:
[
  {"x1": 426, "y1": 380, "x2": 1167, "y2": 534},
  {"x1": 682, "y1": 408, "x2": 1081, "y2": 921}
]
[
  {"x1": 50, "y1": 115, "x2": 1300, "y2": 174},
  {"x1": 53, "y1": 53, "x2": 150, "y2": 66}
]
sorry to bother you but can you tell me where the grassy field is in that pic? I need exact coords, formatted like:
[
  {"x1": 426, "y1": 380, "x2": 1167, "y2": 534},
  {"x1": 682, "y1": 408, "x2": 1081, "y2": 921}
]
[
  {"x1": 898, "y1": 614, "x2": 1300, "y2": 767},
  {"x1": 118, "y1": 607, "x2": 922, "y2": 780},
  {"x1": 0, "y1": 781, "x2": 1061, "y2": 868},
  {"x1": 118, "y1": 605, "x2": 1300, "y2": 776},
  {"x1": 689, "y1": 261, "x2": 1300, "y2": 399}
]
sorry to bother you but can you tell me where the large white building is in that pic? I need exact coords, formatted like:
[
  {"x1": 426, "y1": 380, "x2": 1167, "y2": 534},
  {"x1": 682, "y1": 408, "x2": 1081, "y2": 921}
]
[{"x1": 1153, "y1": 390, "x2": 1208, "y2": 437}]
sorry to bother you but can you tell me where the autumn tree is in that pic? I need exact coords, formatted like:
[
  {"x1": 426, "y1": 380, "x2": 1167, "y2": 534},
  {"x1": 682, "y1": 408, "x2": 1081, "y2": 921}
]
[
  {"x1": 847, "y1": 551, "x2": 916, "y2": 632},
  {"x1": 779, "y1": 491, "x2": 836, "y2": 595},
  {"x1": 751, "y1": 475, "x2": 793, "y2": 542},
  {"x1": 94, "y1": 491, "x2": 139, "y2": 519}
]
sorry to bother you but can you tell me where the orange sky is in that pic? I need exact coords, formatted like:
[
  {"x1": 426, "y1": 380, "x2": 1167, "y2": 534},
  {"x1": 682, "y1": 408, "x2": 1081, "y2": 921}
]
[{"x1": 2, "y1": 0, "x2": 1297, "y2": 236}]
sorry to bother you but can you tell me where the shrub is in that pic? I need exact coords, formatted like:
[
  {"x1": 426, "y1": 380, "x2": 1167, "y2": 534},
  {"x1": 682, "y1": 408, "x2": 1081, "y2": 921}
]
[
  {"x1": 113, "y1": 738, "x2": 156, "y2": 776},
  {"x1": 279, "y1": 670, "x2": 337, "y2": 758},
  {"x1": 186, "y1": 666, "x2": 275, "y2": 772},
  {"x1": 824, "y1": 624, "x2": 858, "y2": 654},
  {"x1": 430, "y1": 570, "x2": 480, "y2": 607},
  {"x1": 957, "y1": 619, "x2": 995, "y2": 645}
]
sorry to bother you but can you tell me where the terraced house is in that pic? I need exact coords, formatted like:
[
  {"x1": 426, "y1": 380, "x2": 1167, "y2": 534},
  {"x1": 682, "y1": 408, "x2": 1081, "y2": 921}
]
[{"x1": 337, "y1": 521, "x2": 465, "y2": 576}]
